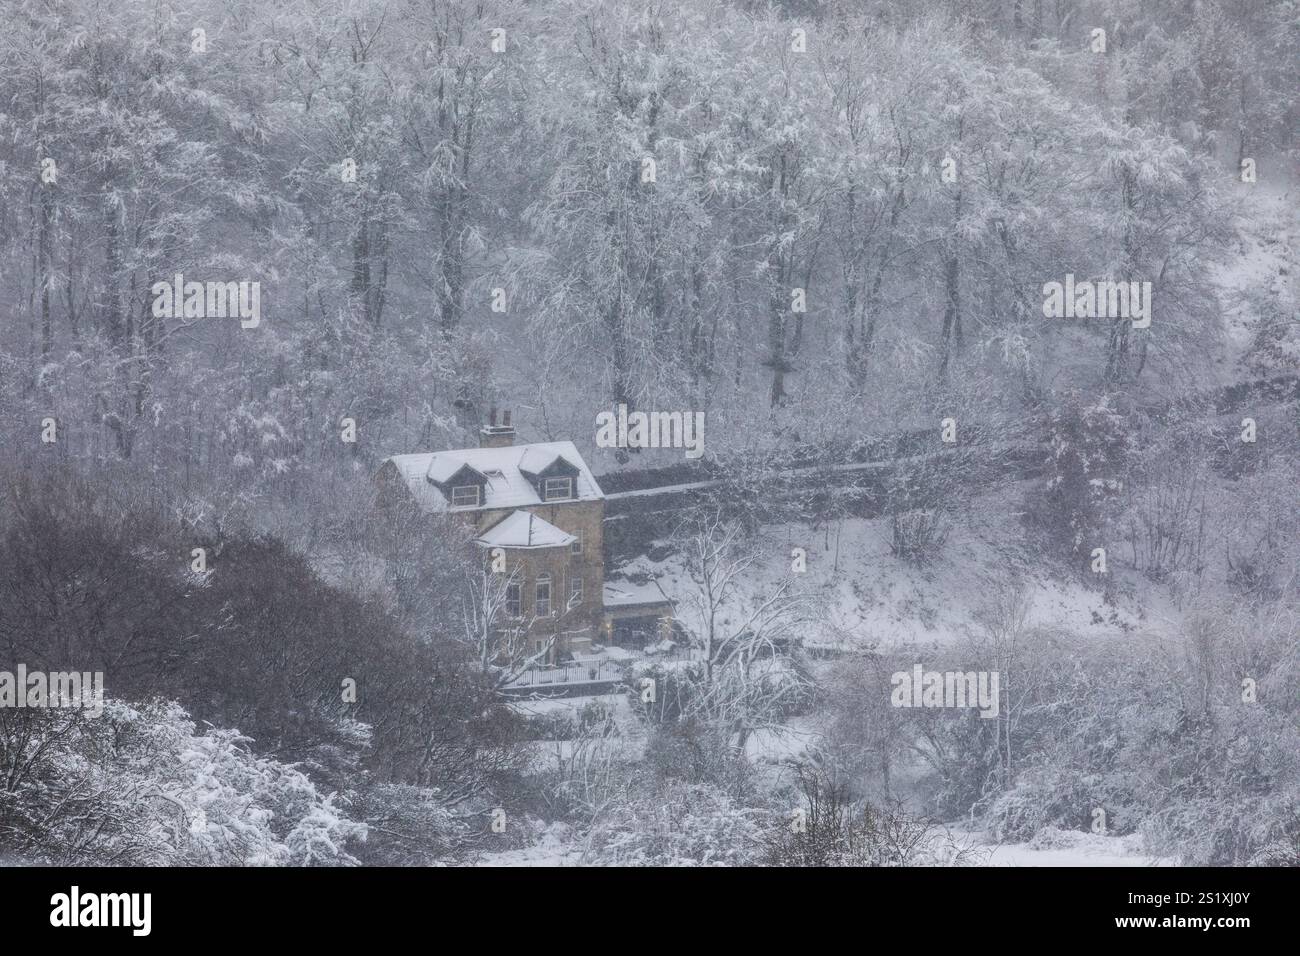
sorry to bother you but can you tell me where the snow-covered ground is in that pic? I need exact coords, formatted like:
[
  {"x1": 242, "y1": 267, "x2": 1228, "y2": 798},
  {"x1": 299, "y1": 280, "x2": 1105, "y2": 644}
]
[
  {"x1": 953, "y1": 827, "x2": 1173, "y2": 867},
  {"x1": 1214, "y1": 170, "x2": 1297, "y2": 369},
  {"x1": 614, "y1": 487, "x2": 1167, "y2": 654},
  {"x1": 476, "y1": 824, "x2": 587, "y2": 867},
  {"x1": 473, "y1": 821, "x2": 1172, "y2": 867},
  {"x1": 488, "y1": 490, "x2": 1220, "y2": 867}
]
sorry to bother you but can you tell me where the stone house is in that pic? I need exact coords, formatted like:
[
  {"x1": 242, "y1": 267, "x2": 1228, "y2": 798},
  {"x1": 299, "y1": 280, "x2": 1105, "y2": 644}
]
[{"x1": 375, "y1": 411, "x2": 673, "y2": 664}]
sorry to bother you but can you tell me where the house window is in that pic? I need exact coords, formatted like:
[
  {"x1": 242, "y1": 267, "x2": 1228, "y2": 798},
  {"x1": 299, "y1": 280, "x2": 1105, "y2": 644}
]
[
  {"x1": 571, "y1": 529, "x2": 583, "y2": 555},
  {"x1": 568, "y1": 574, "x2": 583, "y2": 607},
  {"x1": 535, "y1": 574, "x2": 551, "y2": 617},
  {"x1": 505, "y1": 582, "x2": 521, "y2": 618},
  {"x1": 450, "y1": 485, "x2": 480, "y2": 507},
  {"x1": 543, "y1": 477, "x2": 572, "y2": 501}
]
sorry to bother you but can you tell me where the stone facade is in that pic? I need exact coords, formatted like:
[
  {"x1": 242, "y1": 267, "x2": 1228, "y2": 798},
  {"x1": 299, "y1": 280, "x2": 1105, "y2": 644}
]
[{"x1": 472, "y1": 498, "x2": 605, "y2": 663}]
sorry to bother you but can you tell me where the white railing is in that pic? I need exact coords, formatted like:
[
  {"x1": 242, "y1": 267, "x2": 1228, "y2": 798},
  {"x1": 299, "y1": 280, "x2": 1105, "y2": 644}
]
[
  {"x1": 507, "y1": 661, "x2": 625, "y2": 688},
  {"x1": 649, "y1": 644, "x2": 706, "y2": 661}
]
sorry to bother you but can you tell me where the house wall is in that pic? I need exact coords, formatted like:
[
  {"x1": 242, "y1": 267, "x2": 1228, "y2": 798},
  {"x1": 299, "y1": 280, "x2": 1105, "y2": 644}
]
[
  {"x1": 477, "y1": 499, "x2": 606, "y2": 662},
  {"x1": 373, "y1": 460, "x2": 411, "y2": 509},
  {"x1": 500, "y1": 544, "x2": 595, "y2": 662}
]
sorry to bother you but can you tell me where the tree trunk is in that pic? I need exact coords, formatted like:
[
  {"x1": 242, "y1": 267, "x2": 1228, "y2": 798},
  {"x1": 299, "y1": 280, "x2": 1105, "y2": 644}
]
[
  {"x1": 1105, "y1": 163, "x2": 1137, "y2": 383},
  {"x1": 938, "y1": 184, "x2": 963, "y2": 379},
  {"x1": 39, "y1": 176, "x2": 54, "y2": 359}
]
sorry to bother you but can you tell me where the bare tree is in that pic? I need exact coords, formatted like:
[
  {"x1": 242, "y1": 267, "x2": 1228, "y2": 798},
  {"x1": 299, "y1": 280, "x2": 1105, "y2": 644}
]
[
  {"x1": 458, "y1": 561, "x2": 555, "y2": 687},
  {"x1": 968, "y1": 582, "x2": 1047, "y2": 790},
  {"x1": 673, "y1": 509, "x2": 814, "y2": 751}
]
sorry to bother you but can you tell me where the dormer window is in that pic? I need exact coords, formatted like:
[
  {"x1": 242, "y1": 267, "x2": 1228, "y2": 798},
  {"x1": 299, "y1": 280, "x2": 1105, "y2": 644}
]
[
  {"x1": 543, "y1": 477, "x2": 573, "y2": 501},
  {"x1": 450, "y1": 485, "x2": 480, "y2": 508}
]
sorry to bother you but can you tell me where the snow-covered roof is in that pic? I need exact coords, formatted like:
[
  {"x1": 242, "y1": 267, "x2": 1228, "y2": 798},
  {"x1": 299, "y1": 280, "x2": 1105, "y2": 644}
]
[
  {"x1": 476, "y1": 510, "x2": 576, "y2": 549},
  {"x1": 518, "y1": 446, "x2": 566, "y2": 475},
  {"x1": 427, "y1": 455, "x2": 482, "y2": 483},
  {"x1": 603, "y1": 577, "x2": 673, "y2": 609},
  {"x1": 381, "y1": 441, "x2": 603, "y2": 512}
]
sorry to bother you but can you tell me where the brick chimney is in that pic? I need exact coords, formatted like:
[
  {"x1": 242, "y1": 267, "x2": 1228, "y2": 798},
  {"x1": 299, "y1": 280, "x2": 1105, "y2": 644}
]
[{"x1": 479, "y1": 407, "x2": 516, "y2": 448}]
